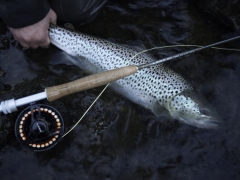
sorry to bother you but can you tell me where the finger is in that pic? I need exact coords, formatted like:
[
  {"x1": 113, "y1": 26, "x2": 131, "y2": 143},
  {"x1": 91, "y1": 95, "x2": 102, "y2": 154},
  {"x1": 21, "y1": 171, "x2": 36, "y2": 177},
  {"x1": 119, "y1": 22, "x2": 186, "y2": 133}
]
[
  {"x1": 28, "y1": 43, "x2": 39, "y2": 49},
  {"x1": 11, "y1": 34, "x2": 30, "y2": 49},
  {"x1": 20, "y1": 38, "x2": 39, "y2": 49},
  {"x1": 39, "y1": 37, "x2": 51, "y2": 48},
  {"x1": 49, "y1": 9, "x2": 57, "y2": 25},
  {"x1": 20, "y1": 42, "x2": 30, "y2": 50},
  {"x1": 38, "y1": 30, "x2": 51, "y2": 47},
  {"x1": 12, "y1": 34, "x2": 34, "y2": 49},
  {"x1": 22, "y1": 46, "x2": 30, "y2": 50},
  {"x1": 11, "y1": 32, "x2": 22, "y2": 45},
  {"x1": 31, "y1": 45, "x2": 39, "y2": 49},
  {"x1": 41, "y1": 46, "x2": 50, "y2": 49}
]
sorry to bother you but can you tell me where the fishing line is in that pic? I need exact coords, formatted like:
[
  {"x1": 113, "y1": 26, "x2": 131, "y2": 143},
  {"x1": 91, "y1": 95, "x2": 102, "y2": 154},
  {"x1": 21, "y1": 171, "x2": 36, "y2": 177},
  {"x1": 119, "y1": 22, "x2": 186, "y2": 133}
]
[
  {"x1": 62, "y1": 83, "x2": 110, "y2": 137},
  {"x1": 128, "y1": 44, "x2": 240, "y2": 62}
]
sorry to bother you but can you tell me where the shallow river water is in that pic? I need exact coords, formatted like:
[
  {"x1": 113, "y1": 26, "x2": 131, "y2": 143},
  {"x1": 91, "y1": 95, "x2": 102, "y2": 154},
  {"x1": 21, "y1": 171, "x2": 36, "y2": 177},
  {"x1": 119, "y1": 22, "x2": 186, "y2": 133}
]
[{"x1": 1, "y1": 0, "x2": 240, "y2": 179}]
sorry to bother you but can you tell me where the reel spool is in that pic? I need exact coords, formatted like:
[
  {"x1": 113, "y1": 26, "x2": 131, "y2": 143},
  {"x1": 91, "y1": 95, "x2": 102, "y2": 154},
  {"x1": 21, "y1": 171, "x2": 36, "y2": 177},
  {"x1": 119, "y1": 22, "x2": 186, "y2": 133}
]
[{"x1": 15, "y1": 104, "x2": 64, "y2": 152}]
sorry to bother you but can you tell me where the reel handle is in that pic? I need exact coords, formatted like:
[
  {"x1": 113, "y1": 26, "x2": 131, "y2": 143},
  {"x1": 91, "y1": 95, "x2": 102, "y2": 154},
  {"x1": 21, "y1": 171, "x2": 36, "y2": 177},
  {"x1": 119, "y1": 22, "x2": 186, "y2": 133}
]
[{"x1": 46, "y1": 65, "x2": 138, "y2": 102}]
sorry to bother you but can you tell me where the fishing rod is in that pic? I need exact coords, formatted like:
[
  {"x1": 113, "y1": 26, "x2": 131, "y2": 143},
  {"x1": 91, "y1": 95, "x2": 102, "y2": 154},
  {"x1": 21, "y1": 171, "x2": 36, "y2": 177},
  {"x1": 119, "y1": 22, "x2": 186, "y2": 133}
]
[
  {"x1": 2, "y1": 35, "x2": 240, "y2": 114},
  {"x1": 1, "y1": 35, "x2": 239, "y2": 151}
]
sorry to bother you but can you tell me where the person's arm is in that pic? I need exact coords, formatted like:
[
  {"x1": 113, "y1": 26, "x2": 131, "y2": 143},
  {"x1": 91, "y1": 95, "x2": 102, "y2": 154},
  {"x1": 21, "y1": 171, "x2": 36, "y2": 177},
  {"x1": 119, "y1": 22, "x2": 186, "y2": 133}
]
[{"x1": 0, "y1": 0, "x2": 57, "y2": 49}]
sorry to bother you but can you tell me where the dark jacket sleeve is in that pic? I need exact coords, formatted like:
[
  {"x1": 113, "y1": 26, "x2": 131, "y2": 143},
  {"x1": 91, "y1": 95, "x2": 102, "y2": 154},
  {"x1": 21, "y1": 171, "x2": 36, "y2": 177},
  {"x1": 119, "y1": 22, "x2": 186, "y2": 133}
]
[{"x1": 0, "y1": 0, "x2": 50, "y2": 28}]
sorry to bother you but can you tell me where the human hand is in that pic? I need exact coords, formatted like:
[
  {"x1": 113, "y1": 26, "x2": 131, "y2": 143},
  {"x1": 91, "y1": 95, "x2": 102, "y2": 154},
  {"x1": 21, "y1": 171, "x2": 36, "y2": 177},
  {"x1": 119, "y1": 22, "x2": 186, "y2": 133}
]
[{"x1": 9, "y1": 9, "x2": 57, "y2": 49}]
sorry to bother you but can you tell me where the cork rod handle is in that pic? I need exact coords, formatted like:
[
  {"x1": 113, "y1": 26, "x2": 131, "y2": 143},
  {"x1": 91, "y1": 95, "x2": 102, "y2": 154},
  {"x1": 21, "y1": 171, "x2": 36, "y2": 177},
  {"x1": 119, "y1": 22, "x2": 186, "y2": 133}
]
[{"x1": 45, "y1": 65, "x2": 138, "y2": 102}]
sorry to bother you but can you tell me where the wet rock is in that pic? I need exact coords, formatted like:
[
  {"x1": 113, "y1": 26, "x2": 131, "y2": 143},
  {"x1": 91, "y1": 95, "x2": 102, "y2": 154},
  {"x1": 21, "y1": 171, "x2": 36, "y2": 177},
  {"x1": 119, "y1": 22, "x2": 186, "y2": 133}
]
[
  {"x1": 0, "y1": 35, "x2": 10, "y2": 50},
  {"x1": 196, "y1": 0, "x2": 240, "y2": 30},
  {"x1": 0, "y1": 67, "x2": 6, "y2": 78},
  {"x1": 0, "y1": 21, "x2": 15, "y2": 50}
]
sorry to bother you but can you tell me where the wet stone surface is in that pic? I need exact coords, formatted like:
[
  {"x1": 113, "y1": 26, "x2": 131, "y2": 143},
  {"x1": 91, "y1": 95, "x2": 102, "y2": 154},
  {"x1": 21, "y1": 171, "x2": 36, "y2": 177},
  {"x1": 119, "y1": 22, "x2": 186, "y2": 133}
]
[
  {"x1": 0, "y1": 0, "x2": 240, "y2": 179},
  {"x1": 196, "y1": 0, "x2": 240, "y2": 30}
]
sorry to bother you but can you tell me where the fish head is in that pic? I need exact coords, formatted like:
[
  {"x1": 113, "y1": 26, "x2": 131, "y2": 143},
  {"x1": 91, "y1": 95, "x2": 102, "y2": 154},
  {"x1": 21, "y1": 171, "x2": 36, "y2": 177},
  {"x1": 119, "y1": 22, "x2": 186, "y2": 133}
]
[{"x1": 167, "y1": 90, "x2": 219, "y2": 129}]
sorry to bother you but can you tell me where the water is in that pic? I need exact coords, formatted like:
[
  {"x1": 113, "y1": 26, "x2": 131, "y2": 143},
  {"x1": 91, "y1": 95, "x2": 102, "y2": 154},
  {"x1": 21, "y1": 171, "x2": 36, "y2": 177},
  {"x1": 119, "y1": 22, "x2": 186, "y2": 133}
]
[{"x1": 1, "y1": 0, "x2": 240, "y2": 179}]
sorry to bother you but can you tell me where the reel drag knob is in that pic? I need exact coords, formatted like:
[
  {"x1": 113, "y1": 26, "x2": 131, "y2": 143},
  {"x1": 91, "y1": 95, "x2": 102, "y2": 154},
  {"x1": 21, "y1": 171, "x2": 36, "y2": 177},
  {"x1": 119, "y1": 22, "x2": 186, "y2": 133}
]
[
  {"x1": 15, "y1": 104, "x2": 64, "y2": 152},
  {"x1": 31, "y1": 119, "x2": 48, "y2": 135}
]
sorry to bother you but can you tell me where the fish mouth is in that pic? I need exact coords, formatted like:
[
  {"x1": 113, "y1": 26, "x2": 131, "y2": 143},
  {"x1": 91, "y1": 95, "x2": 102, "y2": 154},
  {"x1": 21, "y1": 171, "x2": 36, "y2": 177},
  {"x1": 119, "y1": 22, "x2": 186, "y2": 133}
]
[
  {"x1": 194, "y1": 117, "x2": 220, "y2": 129},
  {"x1": 195, "y1": 106, "x2": 221, "y2": 129},
  {"x1": 177, "y1": 115, "x2": 220, "y2": 129},
  {"x1": 176, "y1": 109, "x2": 221, "y2": 129}
]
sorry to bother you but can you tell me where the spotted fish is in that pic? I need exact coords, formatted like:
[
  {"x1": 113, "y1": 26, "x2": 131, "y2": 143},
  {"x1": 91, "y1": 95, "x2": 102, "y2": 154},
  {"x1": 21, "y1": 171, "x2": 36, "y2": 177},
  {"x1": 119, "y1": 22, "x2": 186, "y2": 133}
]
[{"x1": 48, "y1": 25, "x2": 218, "y2": 128}]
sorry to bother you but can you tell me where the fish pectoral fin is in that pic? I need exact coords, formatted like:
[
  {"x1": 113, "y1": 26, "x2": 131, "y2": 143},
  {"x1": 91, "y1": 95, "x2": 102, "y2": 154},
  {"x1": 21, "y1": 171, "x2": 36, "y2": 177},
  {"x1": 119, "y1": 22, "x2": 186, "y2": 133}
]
[{"x1": 151, "y1": 100, "x2": 170, "y2": 117}]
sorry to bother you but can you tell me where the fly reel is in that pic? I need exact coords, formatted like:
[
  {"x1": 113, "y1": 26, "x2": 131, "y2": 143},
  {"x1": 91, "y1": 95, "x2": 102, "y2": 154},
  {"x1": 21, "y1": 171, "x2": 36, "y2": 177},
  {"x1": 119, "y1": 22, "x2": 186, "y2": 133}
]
[{"x1": 15, "y1": 104, "x2": 64, "y2": 152}]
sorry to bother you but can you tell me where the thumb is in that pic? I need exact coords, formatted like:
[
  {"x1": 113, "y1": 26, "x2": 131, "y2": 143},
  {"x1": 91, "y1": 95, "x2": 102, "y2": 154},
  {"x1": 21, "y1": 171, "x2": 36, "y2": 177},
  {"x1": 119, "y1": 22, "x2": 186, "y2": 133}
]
[{"x1": 49, "y1": 9, "x2": 57, "y2": 25}]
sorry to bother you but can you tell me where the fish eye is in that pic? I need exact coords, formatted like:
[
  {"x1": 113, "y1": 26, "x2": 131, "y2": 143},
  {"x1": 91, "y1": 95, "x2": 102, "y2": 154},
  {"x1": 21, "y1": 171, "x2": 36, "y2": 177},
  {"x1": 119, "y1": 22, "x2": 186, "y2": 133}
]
[{"x1": 200, "y1": 108, "x2": 210, "y2": 116}]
